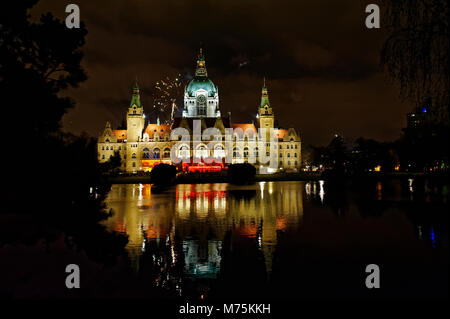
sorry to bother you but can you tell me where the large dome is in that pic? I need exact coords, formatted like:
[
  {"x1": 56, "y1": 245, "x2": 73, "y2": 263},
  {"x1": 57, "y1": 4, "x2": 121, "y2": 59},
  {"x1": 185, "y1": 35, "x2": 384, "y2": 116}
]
[{"x1": 186, "y1": 77, "x2": 217, "y2": 97}]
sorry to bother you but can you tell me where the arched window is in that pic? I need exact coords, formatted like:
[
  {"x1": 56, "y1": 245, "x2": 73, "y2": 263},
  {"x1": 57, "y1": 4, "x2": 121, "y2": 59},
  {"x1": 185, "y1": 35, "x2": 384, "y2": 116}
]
[
  {"x1": 164, "y1": 148, "x2": 171, "y2": 158},
  {"x1": 153, "y1": 148, "x2": 160, "y2": 159},
  {"x1": 106, "y1": 146, "x2": 109, "y2": 150},
  {"x1": 195, "y1": 145, "x2": 208, "y2": 158},
  {"x1": 233, "y1": 147, "x2": 240, "y2": 158},
  {"x1": 179, "y1": 145, "x2": 189, "y2": 159},
  {"x1": 244, "y1": 147, "x2": 249, "y2": 158},
  {"x1": 102, "y1": 146, "x2": 104, "y2": 150},
  {"x1": 143, "y1": 148, "x2": 151, "y2": 159},
  {"x1": 214, "y1": 144, "x2": 225, "y2": 158},
  {"x1": 132, "y1": 153, "x2": 136, "y2": 159}
]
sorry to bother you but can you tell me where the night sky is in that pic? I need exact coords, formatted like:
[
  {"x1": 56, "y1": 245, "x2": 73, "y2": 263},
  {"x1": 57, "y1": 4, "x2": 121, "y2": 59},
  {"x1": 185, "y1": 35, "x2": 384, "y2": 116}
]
[{"x1": 31, "y1": 0, "x2": 409, "y2": 146}]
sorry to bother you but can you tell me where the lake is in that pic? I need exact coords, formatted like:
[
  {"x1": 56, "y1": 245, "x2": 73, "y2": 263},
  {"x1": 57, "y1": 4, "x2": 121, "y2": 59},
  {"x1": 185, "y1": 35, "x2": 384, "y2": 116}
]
[{"x1": 103, "y1": 179, "x2": 448, "y2": 299}]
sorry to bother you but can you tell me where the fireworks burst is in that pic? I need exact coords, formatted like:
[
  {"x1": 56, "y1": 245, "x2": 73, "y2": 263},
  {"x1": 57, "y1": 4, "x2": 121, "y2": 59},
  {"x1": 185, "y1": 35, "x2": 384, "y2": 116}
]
[{"x1": 152, "y1": 74, "x2": 184, "y2": 124}]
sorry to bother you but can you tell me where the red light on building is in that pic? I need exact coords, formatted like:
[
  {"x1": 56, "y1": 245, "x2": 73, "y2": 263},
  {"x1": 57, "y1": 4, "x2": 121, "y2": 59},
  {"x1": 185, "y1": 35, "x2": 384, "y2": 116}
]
[{"x1": 181, "y1": 159, "x2": 225, "y2": 173}]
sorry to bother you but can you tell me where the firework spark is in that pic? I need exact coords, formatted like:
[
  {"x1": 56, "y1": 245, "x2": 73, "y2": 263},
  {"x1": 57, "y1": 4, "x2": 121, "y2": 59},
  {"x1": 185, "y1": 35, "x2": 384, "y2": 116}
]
[{"x1": 152, "y1": 74, "x2": 184, "y2": 124}]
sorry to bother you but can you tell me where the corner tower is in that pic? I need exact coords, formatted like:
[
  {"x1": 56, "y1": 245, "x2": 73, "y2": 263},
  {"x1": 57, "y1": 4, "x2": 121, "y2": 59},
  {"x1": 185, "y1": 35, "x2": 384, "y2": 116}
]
[
  {"x1": 258, "y1": 78, "x2": 275, "y2": 157},
  {"x1": 258, "y1": 78, "x2": 274, "y2": 130},
  {"x1": 183, "y1": 48, "x2": 220, "y2": 118},
  {"x1": 126, "y1": 81, "x2": 145, "y2": 142}
]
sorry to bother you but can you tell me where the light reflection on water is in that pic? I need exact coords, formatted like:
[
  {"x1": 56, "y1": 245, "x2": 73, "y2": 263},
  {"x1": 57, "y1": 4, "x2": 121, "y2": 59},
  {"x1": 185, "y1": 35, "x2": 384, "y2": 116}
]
[
  {"x1": 103, "y1": 179, "x2": 448, "y2": 298},
  {"x1": 104, "y1": 182, "x2": 303, "y2": 278}
]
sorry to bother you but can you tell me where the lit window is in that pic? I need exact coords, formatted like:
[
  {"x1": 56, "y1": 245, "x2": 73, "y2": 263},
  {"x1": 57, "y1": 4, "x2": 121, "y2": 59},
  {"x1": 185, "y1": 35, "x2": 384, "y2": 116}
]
[
  {"x1": 164, "y1": 148, "x2": 171, "y2": 158},
  {"x1": 143, "y1": 148, "x2": 151, "y2": 159},
  {"x1": 195, "y1": 145, "x2": 208, "y2": 158},
  {"x1": 153, "y1": 148, "x2": 160, "y2": 159},
  {"x1": 233, "y1": 147, "x2": 240, "y2": 158},
  {"x1": 179, "y1": 145, "x2": 189, "y2": 159},
  {"x1": 214, "y1": 145, "x2": 225, "y2": 158},
  {"x1": 244, "y1": 147, "x2": 249, "y2": 157}
]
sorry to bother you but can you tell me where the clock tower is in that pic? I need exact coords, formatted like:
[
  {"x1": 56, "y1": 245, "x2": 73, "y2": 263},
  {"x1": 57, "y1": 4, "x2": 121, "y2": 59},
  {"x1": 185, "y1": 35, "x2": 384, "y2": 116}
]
[
  {"x1": 258, "y1": 78, "x2": 275, "y2": 156},
  {"x1": 258, "y1": 78, "x2": 274, "y2": 129}
]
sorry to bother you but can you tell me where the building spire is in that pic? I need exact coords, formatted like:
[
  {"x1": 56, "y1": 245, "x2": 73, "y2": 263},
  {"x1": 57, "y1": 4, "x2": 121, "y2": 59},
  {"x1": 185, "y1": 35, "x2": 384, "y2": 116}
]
[
  {"x1": 195, "y1": 47, "x2": 208, "y2": 77},
  {"x1": 130, "y1": 79, "x2": 142, "y2": 107},
  {"x1": 260, "y1": 77, "x2": 270, "y2": 108}
]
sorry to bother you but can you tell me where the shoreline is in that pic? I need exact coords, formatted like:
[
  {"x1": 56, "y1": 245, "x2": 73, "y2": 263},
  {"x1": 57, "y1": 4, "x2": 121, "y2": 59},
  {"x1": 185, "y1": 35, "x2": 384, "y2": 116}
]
[{"x1": 105, "y1": 171, "x2": 446, "y2": 185}]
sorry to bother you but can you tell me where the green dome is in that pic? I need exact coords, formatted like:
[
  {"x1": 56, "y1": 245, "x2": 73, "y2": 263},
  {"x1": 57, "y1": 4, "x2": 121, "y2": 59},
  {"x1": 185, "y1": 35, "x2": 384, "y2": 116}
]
[{"x1": 186, "y1": 77, "x2": 217, "y2": 97}]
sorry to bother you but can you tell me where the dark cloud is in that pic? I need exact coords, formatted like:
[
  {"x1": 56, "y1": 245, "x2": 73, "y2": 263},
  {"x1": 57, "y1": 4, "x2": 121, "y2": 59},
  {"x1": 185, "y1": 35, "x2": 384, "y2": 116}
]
[{"x1": 32, "y1": 0, "x2": 409, "y2": 145}]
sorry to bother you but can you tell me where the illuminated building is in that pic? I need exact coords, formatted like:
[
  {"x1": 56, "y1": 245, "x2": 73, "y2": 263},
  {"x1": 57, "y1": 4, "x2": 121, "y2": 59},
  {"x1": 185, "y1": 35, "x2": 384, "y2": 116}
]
[{"x1": 98, "y1": 48, "x2": 301, "y2": 173}]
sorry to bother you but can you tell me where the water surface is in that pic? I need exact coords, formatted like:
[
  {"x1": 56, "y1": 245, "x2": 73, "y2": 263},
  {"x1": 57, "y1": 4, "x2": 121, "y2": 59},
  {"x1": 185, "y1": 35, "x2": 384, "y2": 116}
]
[{"x1": 104, "y1": 179, "x2": 448, "y2": 299}]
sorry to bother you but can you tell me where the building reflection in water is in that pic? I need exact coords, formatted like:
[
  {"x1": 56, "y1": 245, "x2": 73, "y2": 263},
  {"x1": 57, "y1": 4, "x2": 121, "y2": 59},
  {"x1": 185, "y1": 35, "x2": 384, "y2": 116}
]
[
  {"x1": 103, "y1": 181, "x2": 304, "y2": 288},
  {"x1": 103, "y1": 179, "x2": 447, "y2": 297},
  {"x1": 305, "y1": 180, "x2": 326, "y2": 204}
]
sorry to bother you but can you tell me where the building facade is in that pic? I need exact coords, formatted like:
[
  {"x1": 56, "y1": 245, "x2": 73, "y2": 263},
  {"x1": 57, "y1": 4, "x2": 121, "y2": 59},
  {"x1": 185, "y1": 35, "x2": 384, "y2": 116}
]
[{"x1": 98, "y1": 49, "x2": 301, "y2": 173}]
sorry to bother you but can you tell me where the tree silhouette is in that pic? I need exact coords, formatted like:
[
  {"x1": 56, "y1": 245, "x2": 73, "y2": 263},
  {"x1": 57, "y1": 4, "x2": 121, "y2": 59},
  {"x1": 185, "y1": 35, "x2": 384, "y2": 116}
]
[
  {"x1": 0, "y1": 0, "x2": 87, "y2": 141},
  {"x1": 0, "y1": 1, "x2": 128, "y2": 266},
  {"x1": 381, "y1": 0, "x2": 449, "y2": 124}
]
